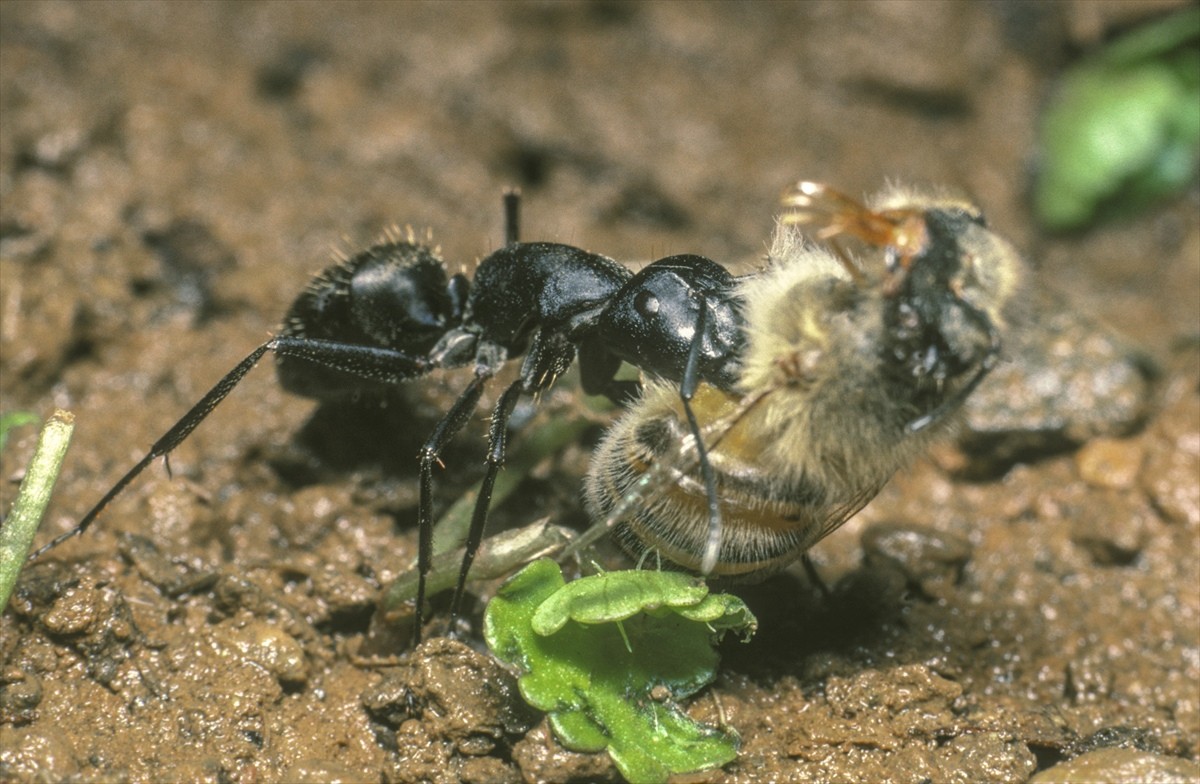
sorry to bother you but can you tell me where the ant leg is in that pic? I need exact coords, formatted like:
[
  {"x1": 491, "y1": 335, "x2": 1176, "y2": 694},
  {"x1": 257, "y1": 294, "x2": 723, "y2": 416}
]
[
  {"x1": 273, "y1": 336, "x2": 434, "y2": 388},
  {"x1": 29, "y1": 336, "x2": 433, "y2": 562},
  {"x1": 447, "y1": 378, "x2": 524, "y2": 625},
  {"x1": 578, "y1": 339, "x2": 642, "y2": 406},
  {"x1": 413, "y1": 369, "x2": 492, "y2": 646},
  {"x1": 28, "y1": 341, "x2": 275, "y2": 561},
  {"x1": 678, "y1": 298, "x2": 723, "y2": 575}
]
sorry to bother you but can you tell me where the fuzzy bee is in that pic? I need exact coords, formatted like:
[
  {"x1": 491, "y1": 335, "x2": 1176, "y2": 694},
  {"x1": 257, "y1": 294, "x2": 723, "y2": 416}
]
[{"x1": 580, "y1": 182, "x2": 1027, "y2": 578}]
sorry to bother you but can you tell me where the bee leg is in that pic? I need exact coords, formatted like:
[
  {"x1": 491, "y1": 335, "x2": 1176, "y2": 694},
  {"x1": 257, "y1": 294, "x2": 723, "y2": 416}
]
[
  {"x1": 447, "y1": 378, "x2": 524, "y2": 627},
  {"x1": 680, "y1": 297, "x2": 723, "y2": 575},
  {"x1": 414, "y1": 370, "x2": 492, "y2": 646},
  {"x1": 800, "y1": 553, "x2": 832, "y2": 599},
  {"x1": 906, "y1": 303, "x2": 1000, "y2": 433}
]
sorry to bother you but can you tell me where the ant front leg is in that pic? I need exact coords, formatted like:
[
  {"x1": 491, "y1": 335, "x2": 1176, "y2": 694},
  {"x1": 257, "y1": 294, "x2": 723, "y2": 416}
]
[
  {"x1": 678, "y1": 297, "x2": 723, "y2": 575},
  {"x1": 800, "y1": 553, "x2": 832, "y2": 599},
  {"x1": 577, "y1": 339, "x2": 641, "y2": 406}
]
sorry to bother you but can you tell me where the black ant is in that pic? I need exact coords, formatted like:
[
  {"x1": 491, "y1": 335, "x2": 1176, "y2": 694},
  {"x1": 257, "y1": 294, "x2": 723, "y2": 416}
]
[{"x1": 31, "y1": 190, "x2": 747, "y2": 644}]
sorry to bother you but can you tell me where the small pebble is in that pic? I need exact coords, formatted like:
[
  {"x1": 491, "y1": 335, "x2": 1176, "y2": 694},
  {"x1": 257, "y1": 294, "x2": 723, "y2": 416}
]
[
  {"x1": 216, "y1": 621, "x2": 308, "y2": 687},
  {"x1": 41, "y1": 586, "x2": 100, "y2": 635},
  {"x1": 1075, "y1": 437, "x2": 1144, "y2": 490},
  {"x1": 1030, "y1": 747, "x2": 1200, "y2": 784}
]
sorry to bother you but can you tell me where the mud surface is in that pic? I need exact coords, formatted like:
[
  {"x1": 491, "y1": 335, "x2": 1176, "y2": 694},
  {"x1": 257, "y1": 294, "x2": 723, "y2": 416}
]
[{"x1": 1, "y1": 2, "x2": 1198, "y2": 783}]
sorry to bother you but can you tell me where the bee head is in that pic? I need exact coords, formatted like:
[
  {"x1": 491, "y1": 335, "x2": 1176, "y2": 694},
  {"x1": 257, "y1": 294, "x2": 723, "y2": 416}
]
[
  {"x1": 776, "y1": 180, "x2": 1024, "y2": 429},
  {"x1": 884, "y1": 197, "x2": 1033, "y2": 436},
  {"x1": 885, "y1": 207, "x2": 998, "y2": 387}
]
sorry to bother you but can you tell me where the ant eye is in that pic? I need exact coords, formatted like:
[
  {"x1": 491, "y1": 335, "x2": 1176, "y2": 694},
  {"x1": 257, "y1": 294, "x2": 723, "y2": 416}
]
[{"x1": 635, "y1": 290, "x2": 661, "y2": 317}]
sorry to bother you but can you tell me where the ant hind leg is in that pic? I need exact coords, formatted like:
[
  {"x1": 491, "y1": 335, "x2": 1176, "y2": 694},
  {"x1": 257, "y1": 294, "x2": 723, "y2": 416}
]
[
  {"x1": 27, "y1": 340, "x2": 275, "y2": 561},
  {"x1": 29, "y1": 336, "x2": 434, "y2": 560},
  {"x1": 447, "y1": 378, "x2": 524, "y2": 628}
]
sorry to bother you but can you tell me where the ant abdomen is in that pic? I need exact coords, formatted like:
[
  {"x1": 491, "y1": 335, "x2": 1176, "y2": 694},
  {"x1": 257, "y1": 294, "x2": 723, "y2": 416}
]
[{"x1": 276, "y1": 237, "x2": 467, "y2": 400}]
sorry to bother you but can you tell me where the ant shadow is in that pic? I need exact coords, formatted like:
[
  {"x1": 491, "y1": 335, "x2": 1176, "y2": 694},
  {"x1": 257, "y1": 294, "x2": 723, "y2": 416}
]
[{"x1": 263, "y1": 391, "x2": 484, "y2": 490}]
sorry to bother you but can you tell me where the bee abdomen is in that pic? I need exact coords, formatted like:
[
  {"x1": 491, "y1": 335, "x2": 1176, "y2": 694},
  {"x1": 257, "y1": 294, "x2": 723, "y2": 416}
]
[{"x1": 584, "y1": 408, "x2": 830, "y2": 578}]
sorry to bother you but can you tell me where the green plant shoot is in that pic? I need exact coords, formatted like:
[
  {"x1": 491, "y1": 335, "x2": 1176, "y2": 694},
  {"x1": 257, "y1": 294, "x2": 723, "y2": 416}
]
[{"x1": 0, "y1": 410, "x2": 74, "y2": 613}]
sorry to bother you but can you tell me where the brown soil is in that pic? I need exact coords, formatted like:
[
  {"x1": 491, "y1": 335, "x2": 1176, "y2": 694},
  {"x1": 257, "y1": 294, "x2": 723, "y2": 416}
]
[{"x1": 1, "y1": 2, "x2": 1197, "y2": 783}]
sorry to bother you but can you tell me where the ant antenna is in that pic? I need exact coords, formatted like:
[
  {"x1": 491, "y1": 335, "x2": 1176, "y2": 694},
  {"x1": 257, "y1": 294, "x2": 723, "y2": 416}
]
[{"x1": 679, "y1": 297, "x2": 723, "y2": 575}]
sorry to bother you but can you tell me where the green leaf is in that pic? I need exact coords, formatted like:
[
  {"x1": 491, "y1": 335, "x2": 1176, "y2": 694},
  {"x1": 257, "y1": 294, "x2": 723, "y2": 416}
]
[
  {"x1": 1035, "y1": 8, "x2": 1200, "y2": 230},
  {"x1": 484, "y1": 559, "x2": 756, "y2": 784},
  {"x1": 678, "y1": 591, "x2": 759, "y2": 637},
  {"x1": 531, "y1": 568, "x2": 709, "y2": 635}
]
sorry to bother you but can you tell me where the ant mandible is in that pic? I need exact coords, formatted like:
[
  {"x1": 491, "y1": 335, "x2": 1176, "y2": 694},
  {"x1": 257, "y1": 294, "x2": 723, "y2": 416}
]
[{"x1": 31, "y1": 191, "x2": 746, "y2": 645}]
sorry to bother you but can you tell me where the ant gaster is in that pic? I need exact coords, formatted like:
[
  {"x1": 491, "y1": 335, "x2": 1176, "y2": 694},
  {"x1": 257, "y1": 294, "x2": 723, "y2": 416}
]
[{"x1": 32, "y1": 191, "x2": 746, "y2": 644}]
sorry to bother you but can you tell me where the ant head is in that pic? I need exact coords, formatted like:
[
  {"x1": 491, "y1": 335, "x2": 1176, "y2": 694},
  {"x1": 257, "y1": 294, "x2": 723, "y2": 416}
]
[{"x1": 600, "y1": 255, "x2": 744, "y2": 389}]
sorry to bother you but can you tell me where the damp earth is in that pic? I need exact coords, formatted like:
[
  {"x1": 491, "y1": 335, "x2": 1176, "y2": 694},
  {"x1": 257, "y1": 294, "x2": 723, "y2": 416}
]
[{"x1": 1, "y1": 3, "x2": 1197, "y2": 783}]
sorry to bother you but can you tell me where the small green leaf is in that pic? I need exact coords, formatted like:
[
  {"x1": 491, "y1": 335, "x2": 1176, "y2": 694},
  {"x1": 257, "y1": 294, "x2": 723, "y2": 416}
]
[
  {"x1": 678, "y1": 591, "x2": 759, "y2": 637},
  {"x1": 484, "y1": 558, "x2": 756, "y2": 784}
]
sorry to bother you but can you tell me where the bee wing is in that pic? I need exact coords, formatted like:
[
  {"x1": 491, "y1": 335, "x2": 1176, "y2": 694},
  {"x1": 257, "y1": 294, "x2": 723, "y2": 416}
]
[{"x1": 810, "y1": 478, "x2": 888, "y2": 550}]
